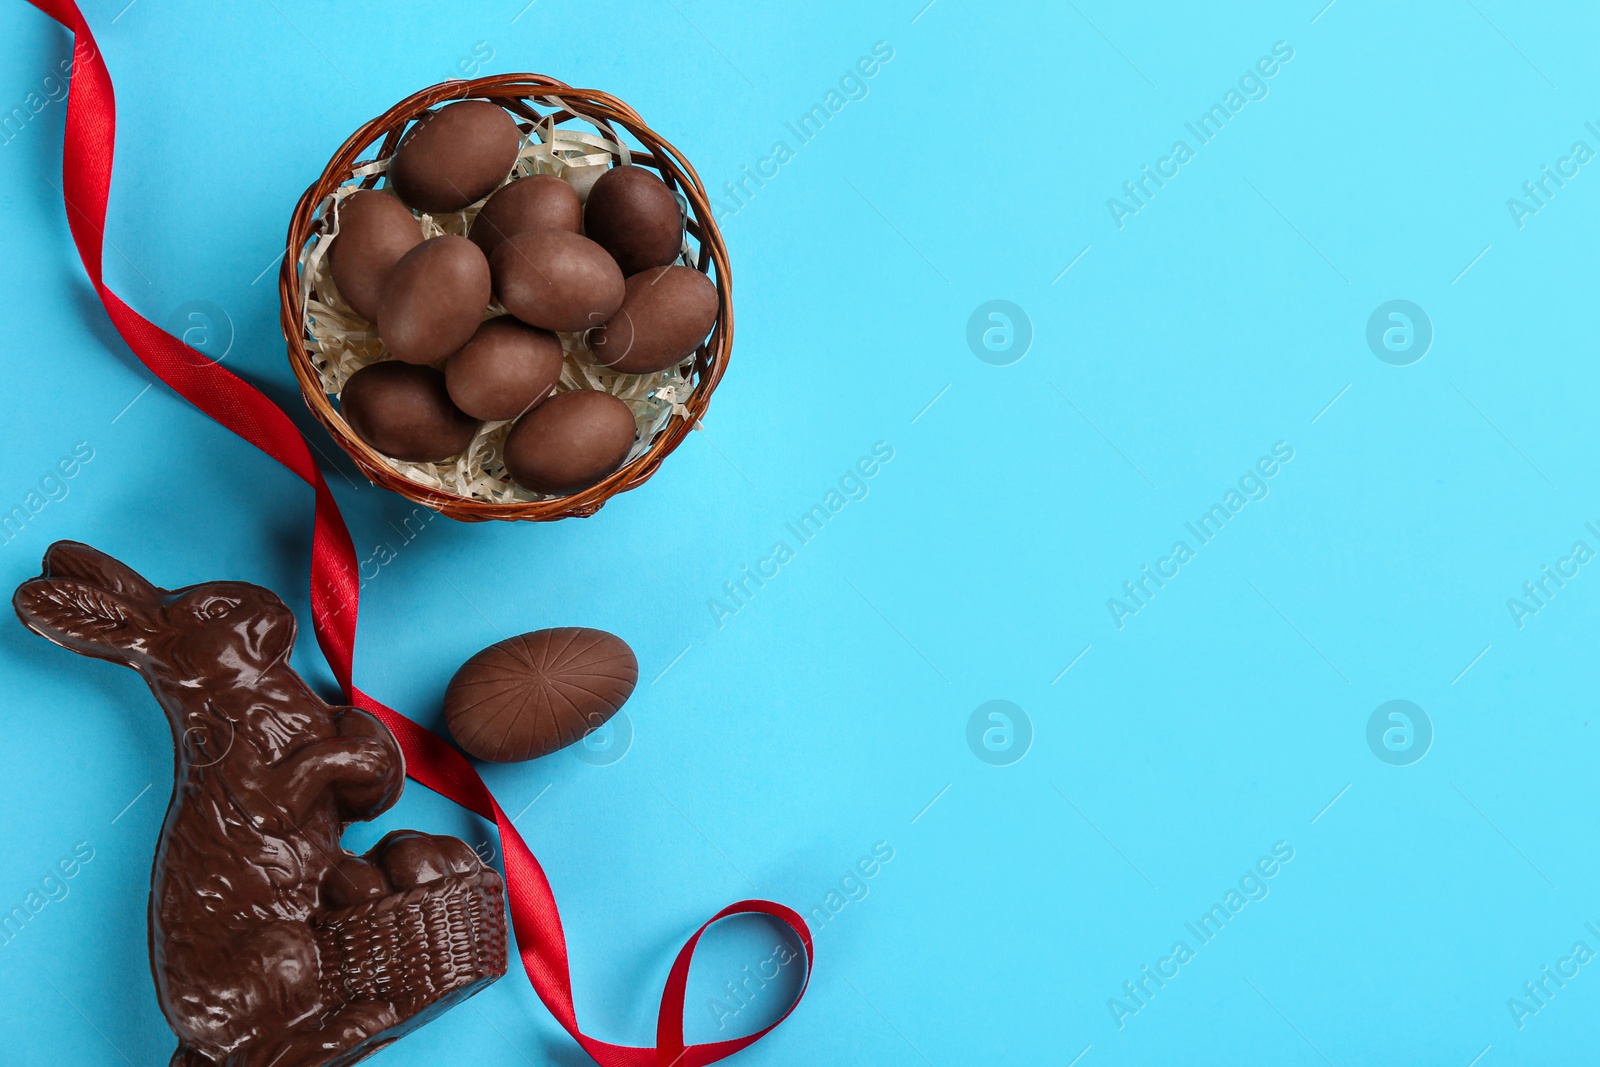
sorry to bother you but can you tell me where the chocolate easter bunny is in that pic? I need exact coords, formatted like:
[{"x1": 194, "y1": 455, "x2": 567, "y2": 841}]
[{"x1": 14, "y1": 542, "x2": 507, "y2": 1067}]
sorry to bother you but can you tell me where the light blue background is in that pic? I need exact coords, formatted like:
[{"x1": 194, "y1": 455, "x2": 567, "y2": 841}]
[{"x1": 1, "y1": 1, "x2": 1597, "y2": 1064}]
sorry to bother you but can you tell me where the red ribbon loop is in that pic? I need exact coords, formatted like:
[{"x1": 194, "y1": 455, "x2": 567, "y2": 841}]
[{"x1": 26, "y1": 3, "x2": 810, "y2": 1063}]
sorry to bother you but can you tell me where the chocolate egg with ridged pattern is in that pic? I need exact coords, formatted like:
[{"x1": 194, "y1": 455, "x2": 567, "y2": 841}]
[{"x1": 444, "y1": 628, "x2": 638, "y2": 763}]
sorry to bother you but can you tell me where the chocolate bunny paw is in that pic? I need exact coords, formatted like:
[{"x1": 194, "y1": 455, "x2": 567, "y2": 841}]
[{"x1": 328, "y1": 708, "x2": 406, "y2": 817}]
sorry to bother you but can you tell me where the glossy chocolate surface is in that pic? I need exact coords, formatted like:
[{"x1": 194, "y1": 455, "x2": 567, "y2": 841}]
[
  {"x1": 445, "y1": 317, "x2": 564, "y2": 422},
  {"x1": 387, "y1": 100, "x2": 520, "y2": 213},
  {"x1": 445, "y1": 628, "x2": 638, "y2": 763},
  {"x1": 589, "y1": 265, "x2": 718, "y2": 375},
  {"x1": 468, "y1": 175, "x2": 583, "y2": 262},
  {"x1": 582, "y1": 165, "x2": 683, "y2": 276},
  {"x1": 13, "y1": 543, "x2": 508, "y2": 1067},
  {"x1": 342, "y1": 361, "x2": 479, "y2": 463},
  {"x1": 502, "y1": 389, "x2": 635, "y2": 495},
  {"x1": 329, "y1": 191, "x2": 423, "y2": 323}
]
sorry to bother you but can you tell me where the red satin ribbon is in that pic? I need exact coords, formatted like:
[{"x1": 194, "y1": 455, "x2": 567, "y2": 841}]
[{"x1": 27, "y1": 3, "x2": 811, "y2": 1064}]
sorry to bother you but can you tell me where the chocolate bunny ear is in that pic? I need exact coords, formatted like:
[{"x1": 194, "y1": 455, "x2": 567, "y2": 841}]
[
  {"x1": 13, "y1": 578, "x2": 157, "y2": 668},
  {"x1": 40, "y1": 541, "x2": 161, "y2": 603}
]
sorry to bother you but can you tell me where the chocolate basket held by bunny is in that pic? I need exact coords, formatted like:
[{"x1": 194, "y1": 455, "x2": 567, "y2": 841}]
[{"x1": 13, "y1": 542, "x2": 507, "y2": 1067}]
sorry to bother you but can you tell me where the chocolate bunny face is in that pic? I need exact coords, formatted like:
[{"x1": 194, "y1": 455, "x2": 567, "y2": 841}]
[
  {"x1": 15, "y1": 543, "x2": 296, "y2": 686},
  {"x1": 14, "y1": 542, "x2": 507, "y2": 1067},
  {"x1": 155, "y1": 582, "x2": 299, "y2": 684}
]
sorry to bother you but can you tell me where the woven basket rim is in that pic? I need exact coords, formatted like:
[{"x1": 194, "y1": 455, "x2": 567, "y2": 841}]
[{"x1": 278, "y1": 74, "x2": 731, "y2": 523}]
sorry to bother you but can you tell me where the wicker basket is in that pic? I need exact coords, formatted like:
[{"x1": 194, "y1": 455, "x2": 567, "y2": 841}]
[
  {"x1": 312, "y1": 869, "x2": 508, "y2": 1016},
  {"x1": 279, "y1": 75, "x2": 732, "y2": 522}
]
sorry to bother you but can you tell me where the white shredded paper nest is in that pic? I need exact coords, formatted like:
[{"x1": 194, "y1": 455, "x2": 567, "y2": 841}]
[{"x1": 298, "y1": 98, "x2": 701, "y2": 504}]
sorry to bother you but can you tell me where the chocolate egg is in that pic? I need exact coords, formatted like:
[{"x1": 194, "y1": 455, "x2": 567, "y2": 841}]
[
  {"x1": 329, "y1": 191, "x2": 422, "y2": 322},
  {"x1": 583, "y1": 165, "x2": 684, "y2": 276},
  {"x1": 377, "y1": 236, "x2": 491, "y2": 365},
  {"x1": 387, "y1": 100, "x2": 520, "y2": 213},
  {"x1": 589, "y1": 266, "x2": 718, "y2": 374},
  {"x1": 469, "y1": 175, "x2": 582, "y2": 261},
  {"x1": 445, "y1": 317, "x2": 564, "y2": 421},
  {"x1": 491, "y1": 228, "x2": 624, "y2": 333},
  {"x1": 503, "y1": 389, "x2": 634, "y2": 494},
  {"x1": 321, "y1": 857, "x2": 388, "y2": 908},
  {"x1": 444, "y1": 628, "x2": 638, "y2": 763},
  {"x1": 377, "y1": 831, "x2": 478, "y2": 888},
  {"x1": 341, "y1": 360, "x2": 479, "y2": 462}
]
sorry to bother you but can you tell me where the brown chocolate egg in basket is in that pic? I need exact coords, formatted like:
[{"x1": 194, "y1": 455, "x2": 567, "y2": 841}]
[{"x1": 279, "y1": 75, "x2": 731, "y2": 522}]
